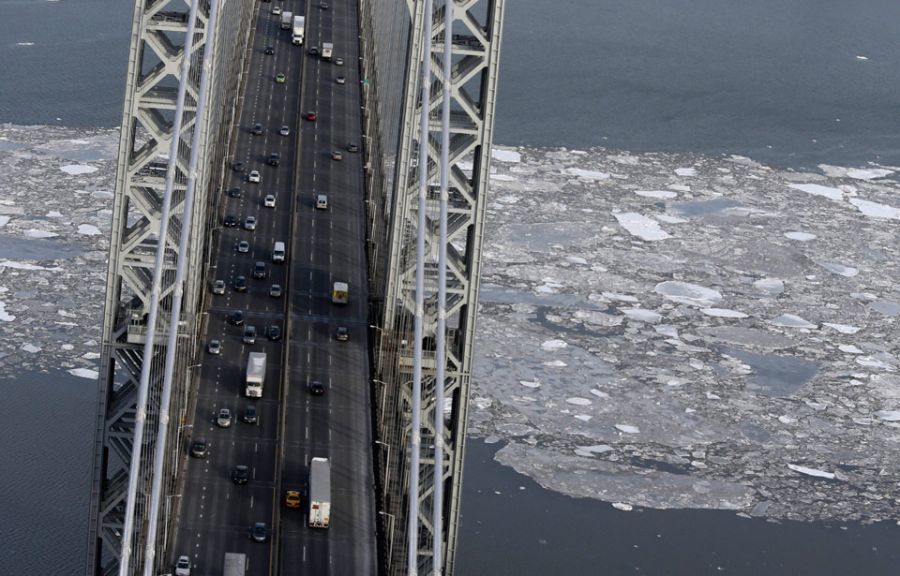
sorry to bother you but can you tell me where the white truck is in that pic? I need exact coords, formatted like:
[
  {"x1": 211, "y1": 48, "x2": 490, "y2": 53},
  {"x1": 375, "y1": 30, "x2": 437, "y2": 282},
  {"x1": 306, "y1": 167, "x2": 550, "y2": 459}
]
[
  {"x1": 223, "y1": 553, "x2": 246, "y2": 576},
  {"x1": 308, "y1": 457, "x2": 331, "y2": 529},
  {"x1": 280, "y1": 11, "x2": 293, "y2": 30},
  {"x1": 321, "y1": 42, "x2": 333, "y2": 61},
  {"x1": 245, "y1": 352, "x2": 266, "y2": 398},
  {"x1": 292, "y1": 15, "x2": 305, "y2": 45}
]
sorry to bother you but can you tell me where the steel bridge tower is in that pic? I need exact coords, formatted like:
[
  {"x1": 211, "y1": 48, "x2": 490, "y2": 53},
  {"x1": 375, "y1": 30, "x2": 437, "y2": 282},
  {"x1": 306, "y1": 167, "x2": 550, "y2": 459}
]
[
  {"x1": 86, "y1": 0, "x2": 255, "y2": 573},
  {"x1": 359, "y1": 0, "x2": 505, "y2": 573}
]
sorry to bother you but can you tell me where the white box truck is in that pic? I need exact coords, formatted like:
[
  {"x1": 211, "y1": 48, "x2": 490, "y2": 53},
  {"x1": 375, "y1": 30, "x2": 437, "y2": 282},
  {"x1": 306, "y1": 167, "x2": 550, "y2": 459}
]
[
  {"x1": 272, "y1": 241, "x2": 286, "y2": 263},
  {"x1": 321, "y1": 42, "x2": 333, "y2": 61},
  {"x1": 308, "y1": 457, "x2": 331, "y2": 528},
  {"x1": 280, "y1": 11, "x2": 293, "y2": 30},
  {"x1": 331, "y1": 281, "x2": 348, "y2": 304},
  {"x1": 292, "y1": 15, "x2": 305, "y2": 45},
  {"x1": 245, "y1": 352, "x2": 266, "y2": 398},
  {"x1": 224, "y1": 553, "x2": 246, "y2": 576}
]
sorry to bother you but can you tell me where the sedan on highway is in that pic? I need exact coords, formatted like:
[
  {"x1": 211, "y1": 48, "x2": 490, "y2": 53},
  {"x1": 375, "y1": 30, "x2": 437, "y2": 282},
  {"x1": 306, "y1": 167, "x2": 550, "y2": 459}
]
[
  {"x1": 336, "y1": 75, "x2": 346, "y2": 85},
  {"x1": 285, "y1": 490, "x2": 301, "y2": 509},
  {"x1": 264, "y1": 194, "x2": 276, "y2": 208},
  {"x1": 243, "y1": 405, "x2": 258, "y2": 424},
  {"x1": 267, "y1": 324, "x2": 282, "y2": 341},
  {"x1": 232, "y1": 465, "x2": 250, "y2": 485},
  {"x1": 227, "y1": 186, "x2": 242, "y2": 198},
  {"x1": 275, "y1": 73, "x2": 286, "y2": 84},
  {"x1": 248, "y1": 170, "x2": 260, "y2": 183},
  {"x1": 223, "y1": 214, "x2": 238, "y2": 227},
  {"x1": 335, "y1": 326, "x2": 349, "y2": 341},
  {"x1": 237, "y1": 240, "x2": 250, "y2": 253},
  {"x1": 212, "y1": 279, "x2": 226, "y2": 294},
  {"x1": 332, "y1": 150, "x2": 344, "y2": 161},
  {"x1": 347, "y1": 142, "x2": 359, "y2": 153},
  {"x1": 216, "y1": 408, "x2": 233, "y2": 428},
  {"x1": 279, "y1": 124, "x2": 290, "y2": 136},
  {"x1": 234, "y1": 275, "x2": 248, "y2": 292},
  {"x1": 250, "y1": 522, "x2": 268, "y2": 542},
  {"x1": 306, "y1": 111, "x2": 317, "y2": 122},
  {"x1": 208, "y1": 339, "x2": 222, "y2": 355},
  {"x1": 232, "y1": 161, "x2": 244, "y2": 172},
  {"x1": 227, "y1": 310, "x2": 245, "y2": 326},
  {"x1": 244, "y1": 216, "x2": 257, "y2": 231},
  {"x1": 272, "y1": 6, "x2": 281, "y2": 14},
  {"x1": 269, "y1": 284, "x2": 282, "y2": 298},
  {"x1": 251, "y1": 123, "x2": 264, "y2": 135},
  {"x1": 265, "y1": 45, "x2": 275, "y2": 55},
  {"x1": 175, "y1": 555, "x2": 191, "y2": 576},
  {"x1": 309, "y1": 380, "x2": 325, "y2": 396},
  {"x1": 190, "y1": 438, "x2": 208, "y2": 458},
  {"x1": 335, "y1": 57, "x2": 344, "y2": 66}
]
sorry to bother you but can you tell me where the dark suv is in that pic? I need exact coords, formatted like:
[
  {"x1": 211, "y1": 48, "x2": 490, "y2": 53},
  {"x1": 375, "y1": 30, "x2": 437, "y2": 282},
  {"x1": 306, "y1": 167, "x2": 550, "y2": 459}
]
[
  {"x1": 253, "y1": 261, "x2": 267, "y2": 279},
  {"x1": 267, "y1": 152, "x2": 281, "y2": 167},
  {"x1": 227, "y1": 310, "x2": 244, "y2": 326},
  {"x1": 190, "y1": 438, "x2": 208, "y2": 458},
  {"x1": 232, "y1": 465, "x2": 250, "y2": 485},
  {"x1": 251, "y1": 123, "x2": 264, "y2": 135}
]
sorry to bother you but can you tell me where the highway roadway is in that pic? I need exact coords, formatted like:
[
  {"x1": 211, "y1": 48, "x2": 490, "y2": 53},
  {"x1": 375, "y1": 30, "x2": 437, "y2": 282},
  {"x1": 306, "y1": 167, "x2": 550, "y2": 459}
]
[{"x1": 170, "y1": 0, "x2": 376, "y2": 573}]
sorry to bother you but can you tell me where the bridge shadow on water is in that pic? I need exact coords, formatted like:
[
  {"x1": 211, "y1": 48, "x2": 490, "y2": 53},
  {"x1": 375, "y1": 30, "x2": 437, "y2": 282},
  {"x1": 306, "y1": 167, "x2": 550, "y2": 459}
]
[{"x1": 456, "y1": 439, "x2": 900, "y2": 576}]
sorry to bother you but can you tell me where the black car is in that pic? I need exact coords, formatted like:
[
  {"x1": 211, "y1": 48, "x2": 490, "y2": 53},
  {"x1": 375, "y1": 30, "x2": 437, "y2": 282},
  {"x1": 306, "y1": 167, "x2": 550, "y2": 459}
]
[
  {"x1": 250, "y1": 522, "x2": 268, "y2": 543},
  {"x1": 335, "y1": 326, "x2": 349, "y2": 341},
  {"x1": 267, "y1": 152, "x2": 281, "y2": 167},
  {"x1": 227, "y1": 186, "x2": 242, "y2": 198},
  {"x1": 347, "y1": 142, "x2": 359, "y2": 153},
  {"x1": 308, "y1": 46, "x2": 320, "y2": 57},
  {"x1": 309, "y1": 381, "x2": 325, "y2": 396},
  {"x1": 233, "y1": 161, "x2": 245, "y2": 172},
  {"x1": 264, "y1": 45, "x2": 275, "y2": 55},
  {"x1": 227, "y1": 310, "x2": 244, "y2": 326},
  {"x1": 234, "y1": 275, "x2": 248, "y2": 292},
  {"x1": 232, "y1": 465, "x2": 250, "y2": 485},
  {"x1": 251, "y1": 123, "x2": 264, "y2": 135},
  {"x1": 243, "y1": 405, "x2": 258, "y2": 424},
  {"x1": 223, "y1": 214, "x2": 238, "y2": 227},
  {"x1": 190, "y1": 438, "x2": 208, "y2": 458},
  {"x1": 253, "y1": 261, "x2": 267, "y2": 279},
  {"x1": 268, "y1": 324, "x2": 282, "y2": 341}
]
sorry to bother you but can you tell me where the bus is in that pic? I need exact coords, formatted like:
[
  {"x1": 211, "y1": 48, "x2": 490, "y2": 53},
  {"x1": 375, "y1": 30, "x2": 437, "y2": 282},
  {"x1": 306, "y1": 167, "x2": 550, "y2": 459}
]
[{"x1": 331, "y1": 282, "x2": 348, "y2": 305}]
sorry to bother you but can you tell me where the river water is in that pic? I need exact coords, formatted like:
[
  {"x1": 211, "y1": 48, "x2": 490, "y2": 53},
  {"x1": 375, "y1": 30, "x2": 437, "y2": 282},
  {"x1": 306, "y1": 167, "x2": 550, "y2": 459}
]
[{"x1": 3, "y1": 0, "x2": 900, "y2": 574}]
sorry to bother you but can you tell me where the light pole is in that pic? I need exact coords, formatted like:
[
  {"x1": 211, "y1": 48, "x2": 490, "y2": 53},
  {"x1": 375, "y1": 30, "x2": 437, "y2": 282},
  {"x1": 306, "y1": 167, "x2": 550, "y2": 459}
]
[
  {"x1": 378, "y1": 510, "x2": 396, "y2": 570},
  {"x1": 375, "y1": 440, "x2": 391, "y2": 502},
  {"x1": 372, "y1": 377, "x2": 389, "y2": 430}
]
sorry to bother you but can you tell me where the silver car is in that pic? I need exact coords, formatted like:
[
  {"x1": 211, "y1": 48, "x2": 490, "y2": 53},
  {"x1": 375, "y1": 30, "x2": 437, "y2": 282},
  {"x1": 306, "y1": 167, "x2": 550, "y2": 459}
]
[
  {"x1": 175, "y1": 555, "x2": 191, "y2": 576},
  {"x1": 216, "y1": 408, "x2": 233, "y2": 428},
  {"x1": 212, "y1": 279, "x2": 226, "y2": 294},
  {"x1": 238, "y1": 240, "x2": 250, "y2": 253},
  {"x1": 208, "y1": 339, "x2": 222, "y2": 355},
  {"x1": 244, "y1": 216, "x2": 257, "y2": 231},
  {"x1": 248, "y1": 170, "x2": 261, "y2": 183}
]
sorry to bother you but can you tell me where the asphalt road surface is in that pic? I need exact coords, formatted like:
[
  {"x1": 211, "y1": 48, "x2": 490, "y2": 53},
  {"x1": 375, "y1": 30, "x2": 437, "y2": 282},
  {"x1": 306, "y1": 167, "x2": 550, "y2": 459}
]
[{"x1": 170, "y1": 0, "x2": 376, "y2": 573}]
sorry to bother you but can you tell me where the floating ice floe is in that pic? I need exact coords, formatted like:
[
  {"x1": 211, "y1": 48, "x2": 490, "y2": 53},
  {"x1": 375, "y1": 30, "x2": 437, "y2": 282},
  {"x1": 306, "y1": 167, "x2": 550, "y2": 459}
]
[
  {"x1": 635, "y1": 190, "x2": 678, "y2": 199},
  {"x1": 875, "y1": 410, "x2": 900, "y2": 422},
  {"x1": 611, "y1": 502, "x2": 634, "y2": 511},
  {"x1": 788, "y1": 183, "x2": 843, "y2": 202},
  {"x1": 565, "y1": 256, "x2": 588, "y2": 265},
  {"x1": 519, "y1": 380, "x2": 541, "y2": 389},
  {"x1": 0, "y1": 301, "x2": 14, "y2": 322},
  {"x1": 847, "y1": 198, "x2": 900, "y2": 220},
  {"x1": 60, "y1": 164, "x2": 98, "y2": 175},
  {"x1": 784, "y1": 231, "x2": 816, "y2": 241},
  {"x1": 855, "y1": 356, "x2": 896, "y2": 371},
  {"x1": 819, "y1": 262, "x2": 858, "y2": 277},
  {"x1": 654, "y1": 213, "x2": 688, "y2": 224},
  {"x1": 822, "y1": 323, "x2": 860, "y2": 334},
  {"x1": 654, "y1": 281, "x2": 723, "y2": 307},
  {"x1": 24, "y1": 229, "x2": 58, "y2": 239},
  {"x1": 21, "y1": 344, "x2": 41, "y2": 353},
  {"x1": 491, "y1": 148, "x2": 521, "y2": 163},
  {"x1": 787, "y1": 464, "x2": 835, "y2": 480},
  {"x1": 0, "y1": 260, "x2": 64, "y2": 271},
  {"x1": 602, "y1": 292, "x2": 639, "y2": 303},
  {"x1": 566, "y1": 168, "x2": 610, "y2": 180},
  {"x1": 615, "y1": 424, "x2": 640, "y2": 434},
  {"x1": 675, "y1": 167, "x2": 697, "y2": 177},
  {"x1": 839, "y1": 345, "x2": 863, "y2": 354},
  {"x1": 566, "y1": 397, "x2": 592, "y2": 407},
  {"x1": 856, "y1": 55, "x2": 869, "y2": 60},
  {"x1": 0, "y1": 216, "x2": 9, "y2": 227},
  {"x1": 613, "y1": 211, "x2": 670, "y2": 241},
  {"x1": 769, "y1": 314, "x2": 817, "y2": 329},
  {"x1": 78, "y1": 224, "x2": 102, "y2": 236},
  {"x1": 818, "y1": 164, "x2": 893, "y2": 180},
  {"x1": 68, "y1": 368, "x2": 99, "y2": 380},
  {"x1": 543, "y1": 360, "x2": 567, "y2": 367},
  {"x1": 540, "y1": 339, "x2": 568, "y2": 351},
  {"x1": 622, "y1": 308, "x2": 662, "y2": 323},
  {"x1": 701, "y1": 308, "x2": 748, "y2": 319},
  {"x1": 753, "y1": 278, "x2": 784, "y2": 296}
]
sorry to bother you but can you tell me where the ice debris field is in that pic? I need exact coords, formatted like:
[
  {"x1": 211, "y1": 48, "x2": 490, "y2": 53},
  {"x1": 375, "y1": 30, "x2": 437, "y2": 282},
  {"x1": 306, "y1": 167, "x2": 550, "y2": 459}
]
[{"x1": 2, "y1": 125, "x2": 900, "y2": 523}]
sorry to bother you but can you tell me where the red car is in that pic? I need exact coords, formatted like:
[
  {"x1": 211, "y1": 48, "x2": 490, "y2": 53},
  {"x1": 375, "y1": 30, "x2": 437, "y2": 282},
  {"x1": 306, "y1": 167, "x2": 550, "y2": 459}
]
[{"x1": 306, "y1": 111, "x2": 317, "y2": 122}]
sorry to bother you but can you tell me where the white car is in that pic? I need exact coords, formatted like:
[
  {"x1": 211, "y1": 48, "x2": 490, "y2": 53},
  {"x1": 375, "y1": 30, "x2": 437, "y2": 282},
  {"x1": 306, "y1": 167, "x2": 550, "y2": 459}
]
[
  {"x1": 175, "y1": 555, "x2": 191, "y2": 576},
  {"x1": 208, "y1": 339, "x2": 222, "y2": 355},
  {"x1": 244, "y1": 216, "x2": 257, "y2": 231},
  {"x1": 237, "y1": 240, "x2": 250, "y2": 253},
  {"x1": 264, "y1": 194, "x2": 276, "y2": 208},
  {"x1": 212, "y1": 279, "x2": 226, "y2": 294},
  {"x1": 335, "y1": 76, "x2": 346, "y2": 85},
  {"x1": 248, "y1": 170, "x2": 261, "y2": 183},
  {"x1": 272, "y1": 6, "x2": 282, "y2": 14},
  {"x1": 279, "y1": 124, "x2": 290, "y2": 136}
]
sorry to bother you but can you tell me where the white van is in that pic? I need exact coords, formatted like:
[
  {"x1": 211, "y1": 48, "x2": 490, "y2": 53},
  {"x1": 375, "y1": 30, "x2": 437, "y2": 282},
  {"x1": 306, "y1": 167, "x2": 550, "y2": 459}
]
[
  {"x1": 316, "y1": 194, "x2": 328, "y2": 210},
  {"x1": 272, "y1": 241, "x2": 286, "y2": 263}
]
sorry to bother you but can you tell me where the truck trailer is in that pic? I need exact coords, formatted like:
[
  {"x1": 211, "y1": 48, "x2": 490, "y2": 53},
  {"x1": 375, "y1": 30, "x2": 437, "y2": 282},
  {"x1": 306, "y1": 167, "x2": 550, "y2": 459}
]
[
  {"x1": 224, "y1": 553, "x2": 246, "y2": 576},
  {"x1": 280, "y1": 11, "x2": 293, "y2": 30},
  {"x1": 308, "y1": 457, "x2": 331, "y2": 528},
  {"x1": 321, "y1": 42, "x2": 333, "y2": 61},
  {"x1": 245, "y1": 352, "x2": 266, "y2": 398},
  {"x1": 292, "y1": 15, "x2": 305, "y2": 45}
]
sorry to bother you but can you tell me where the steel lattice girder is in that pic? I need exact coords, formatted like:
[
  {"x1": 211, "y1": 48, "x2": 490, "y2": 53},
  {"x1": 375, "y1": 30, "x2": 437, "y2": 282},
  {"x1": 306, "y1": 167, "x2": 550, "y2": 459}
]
[
  {"x1": 372, "y1": 0, "x2": 506, "y2": 574},
  {"x1": 86, "y1": 0, "x2": 256, "y2": 573}
]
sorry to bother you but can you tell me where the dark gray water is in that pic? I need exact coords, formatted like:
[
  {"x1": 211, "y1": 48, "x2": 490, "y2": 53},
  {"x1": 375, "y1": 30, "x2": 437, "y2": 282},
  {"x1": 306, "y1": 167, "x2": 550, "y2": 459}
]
[{"x1": 3, "y1": 0, "x2": 900, "y2": 573}]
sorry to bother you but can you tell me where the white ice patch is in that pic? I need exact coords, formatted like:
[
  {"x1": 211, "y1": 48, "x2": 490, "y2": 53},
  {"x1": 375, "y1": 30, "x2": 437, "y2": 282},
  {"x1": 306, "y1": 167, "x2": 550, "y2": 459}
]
[
  {"x1": 675, "y1": 167, "x2": 697, "y2": 177},
  {"x1": 655, "y1": 281, "x2": 723, "y2": 307},
  {"x1": 540, "y1": 339, "x2": 568, "y2": 351},
  {"x1": 848, "y1": 198, "x2": 900, "y2": 220},
  {"x1": 24, "y1": 229, "x2": 59, "y2": 239},
  {"x1": 566, "y1": 397, "x2": 593, "y2": 406},
  {"x1": 787, "y1": 464, "x2": 835, "y2": 480},
  {"x1": 611, "y1": 502, "x2": 634, "y2": 511},
  {"x1": 701, "y1": 308, "x2": 748, "y2": 319},
  {"x1": 0, "y1": 216, "x2": 9, "y2": 227},
  {"x1": 788, "y1": 183, "x2": 843, "y2": 202},
  {"x1": 576, "y1": 444, "x2": 614, "y2": 455},
  {"x1": 856, "y1": 55, "x2": 869, "y2": 60},
  {"x1": 566, "y1": 168, "x2": 610, "y2": 180},
  {"x1": 0, "y1": 301, "x2": 14, "y2": 322},
  {"x1": 839, "y1": 345, "x2": 863, "y2": 354},
  {"x1": 875, "y1": 410, "x2": 900, "y2": 422},
  {"x1": 622, "y1": 308, "x2": 662, "y2": 323},
  {"x1": 543, "y1": 360, "x2": 567, "y2": 367},
  {"x1": 818, "y1": 164, "x2": 893, "y2": 180},
  {"x1": 615, "y1": 424, "x2": 640, "y2": 434},
  {"x1": 769, "y1": 314, "x2": 817, "y2": 329},
  {"x1": 565, "y1": 256, "x2": 588, "y2": 265},
  {"x1": 519, "y1": 380, "x2": 541, "y2": 389},
  {"x1": 68, "y1": 368, "x2": 99, "y2": 380},
  {"x1": 491, "y1": 148, "x2": 521, "y2": 163},
  {"x1": 654, "y1": 324, "x2": 679, "y2": 338},
  {"x1": 784, "y1": 231, "x2": 817, "y2": 241},
  {"x1": 855, "y1": 356, "x2": 896, "y2": 371},
  {"x1": 635, "y1": 190, "x2": 678, "y2": 199},
  {"x1": 0, "y1": 260, "x2": 63, "y2": 271},
  {"x1": 602, "y1": 292, "x2": 639, "y2": 303},
  {"x1": 654, "y1": 214, "x2": 688, "y2": 224},
  {"x1": 613, "y1": 212, "x2": 671, "y2": 241},
  {"x1": 78, "y1": 224, "x2": 102, "y2": 236},
  {"x1": 753, "y1": 278, "x2": 784, "y2": 296},
  {"x1": 21, "y1": 344, "x2": 41, "y2": 353},
  {"x1": 823, "y1": 323, "x2": 860, "y2": 334},
  {"x1": 60, "y1": 164, "x2": 98, "y2": 175},
  {"x1": 819, "y1": 262, "x2": 858, "y2": 277}
]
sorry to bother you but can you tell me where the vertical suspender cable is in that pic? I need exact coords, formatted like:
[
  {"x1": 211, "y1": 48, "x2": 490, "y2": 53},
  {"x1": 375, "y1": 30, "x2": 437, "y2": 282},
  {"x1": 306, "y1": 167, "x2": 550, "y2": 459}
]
[
  {"x1": 118, "y1": 2, "x2": 199, "y2": 574},
  {"x1": 142, "y1": 0, "x2": 219, "y2": 572},
  {"x1": 433, "y1": 0, "x2": 452, "y2": 573},
  {"x1": 409, "y1": 0, "x2": 433, "y2": 572}
]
